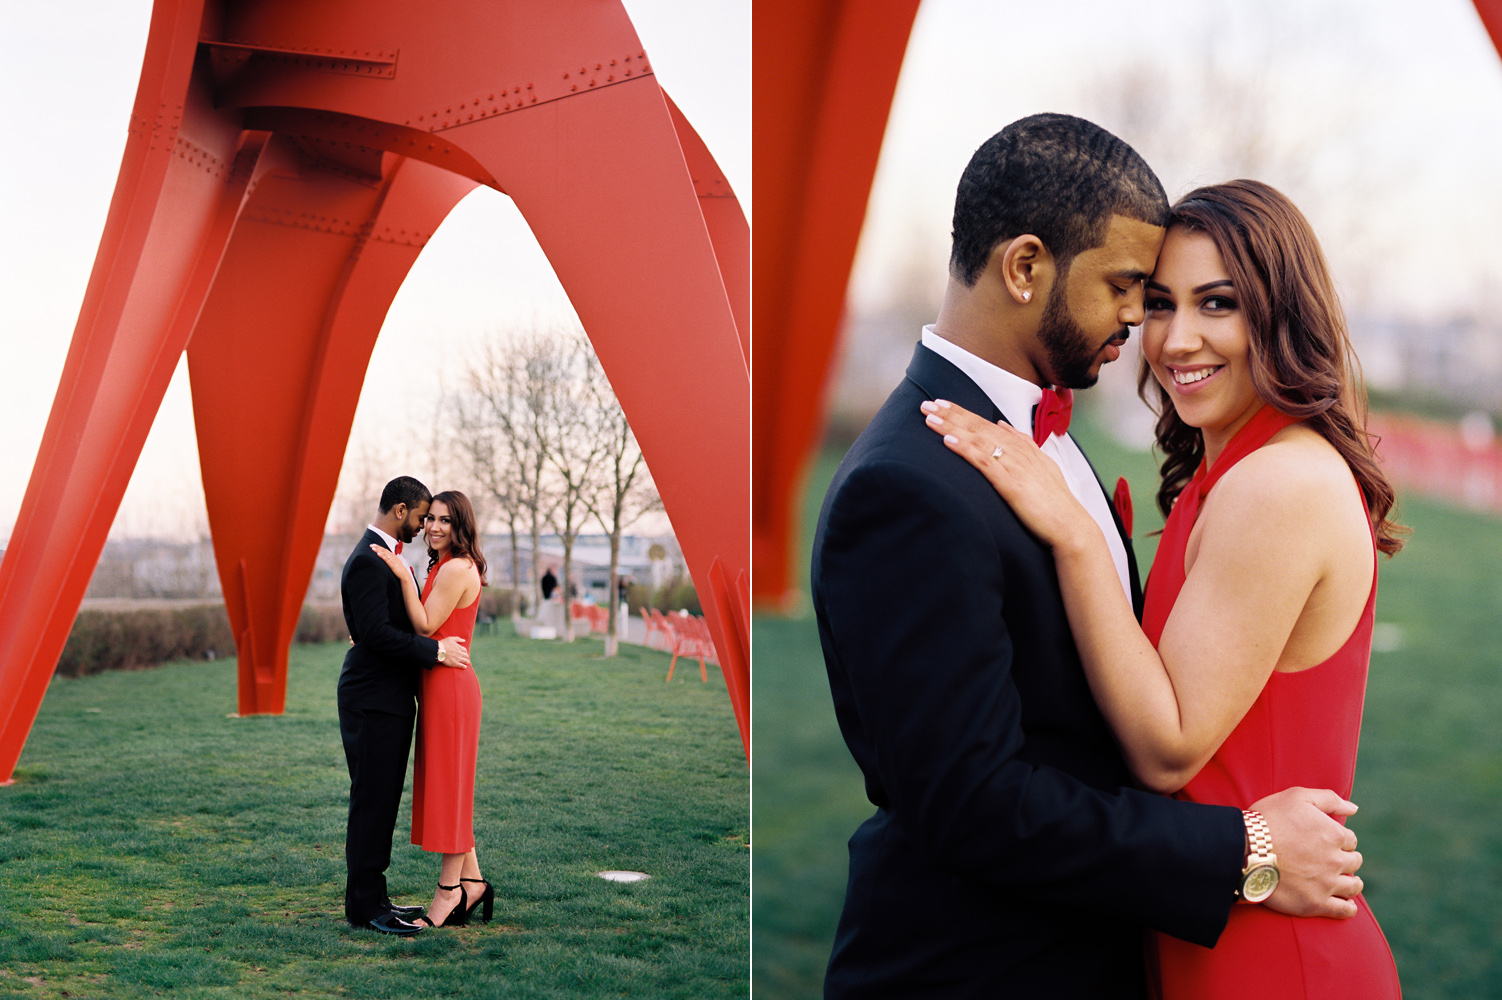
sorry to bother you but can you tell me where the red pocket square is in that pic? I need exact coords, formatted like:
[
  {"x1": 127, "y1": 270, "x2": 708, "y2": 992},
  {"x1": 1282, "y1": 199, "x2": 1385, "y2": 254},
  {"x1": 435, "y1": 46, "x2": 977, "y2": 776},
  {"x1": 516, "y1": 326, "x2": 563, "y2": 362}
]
[{"x1": 1113, "y1": 477, "x2": 1133, "y2": 538}]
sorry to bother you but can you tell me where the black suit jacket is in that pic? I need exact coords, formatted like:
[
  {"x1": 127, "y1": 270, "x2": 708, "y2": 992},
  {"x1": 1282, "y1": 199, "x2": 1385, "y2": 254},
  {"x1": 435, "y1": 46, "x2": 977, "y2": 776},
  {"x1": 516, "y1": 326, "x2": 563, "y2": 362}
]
[
  {"x1": 813, "y1": 344, "x2": 1246, "y2": 999},
  {"x1": 337, "y1": 529, "x2": 439, "y2": 715}
]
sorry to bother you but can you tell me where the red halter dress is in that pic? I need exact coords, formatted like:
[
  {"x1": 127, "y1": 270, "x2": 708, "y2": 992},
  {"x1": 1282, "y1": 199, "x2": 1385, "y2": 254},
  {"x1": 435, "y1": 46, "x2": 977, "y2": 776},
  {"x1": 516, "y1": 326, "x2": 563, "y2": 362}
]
[
  {"x1": 410, "y1": 554, "x2": 483, "y2": 854},
  {"x1": 1143, "y1": 406, "x2": 1401, "y2": 999}
]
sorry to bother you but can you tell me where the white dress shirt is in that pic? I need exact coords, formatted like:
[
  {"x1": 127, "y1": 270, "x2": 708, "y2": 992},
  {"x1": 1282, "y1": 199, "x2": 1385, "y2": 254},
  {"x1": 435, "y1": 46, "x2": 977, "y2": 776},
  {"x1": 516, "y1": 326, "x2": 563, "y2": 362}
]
[
  {"x1": 367, "y1": 523, "x2": 400, "y2": 552},
  {"x1": 921, "y1": 327, "x2": 1133, "y2": 601}
]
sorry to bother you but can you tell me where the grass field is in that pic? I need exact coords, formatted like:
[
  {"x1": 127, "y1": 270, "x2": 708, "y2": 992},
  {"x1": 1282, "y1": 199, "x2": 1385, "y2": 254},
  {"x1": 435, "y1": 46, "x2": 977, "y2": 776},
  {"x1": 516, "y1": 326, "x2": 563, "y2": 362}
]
[
  {"x1": 0, "y1": 625, "x2": 748, "y2": 999},
  {"x1": 752, "y1": 416, "x2": 1502, "y2": 998}
]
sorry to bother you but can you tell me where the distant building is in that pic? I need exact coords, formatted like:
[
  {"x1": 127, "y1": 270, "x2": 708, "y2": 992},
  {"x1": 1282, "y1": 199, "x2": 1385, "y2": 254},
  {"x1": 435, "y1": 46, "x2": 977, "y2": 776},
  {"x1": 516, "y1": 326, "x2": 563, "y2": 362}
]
[
  {"x1": 85, "y1": 538, "x2": 220, "y2": 601},
  {"x1": 82, "y1": 532, "x2": 684, "y2": 606}
]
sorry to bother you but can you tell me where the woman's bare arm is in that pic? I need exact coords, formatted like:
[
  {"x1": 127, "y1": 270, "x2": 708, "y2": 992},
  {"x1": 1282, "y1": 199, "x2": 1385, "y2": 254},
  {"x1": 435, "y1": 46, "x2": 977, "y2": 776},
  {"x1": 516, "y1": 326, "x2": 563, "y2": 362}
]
[
  {"x1": 922, "y1": 399, "x2": 1339, "y2": 792},
  {"x1": 369, "y1": 548, "x2": 477, "y2": 637}
]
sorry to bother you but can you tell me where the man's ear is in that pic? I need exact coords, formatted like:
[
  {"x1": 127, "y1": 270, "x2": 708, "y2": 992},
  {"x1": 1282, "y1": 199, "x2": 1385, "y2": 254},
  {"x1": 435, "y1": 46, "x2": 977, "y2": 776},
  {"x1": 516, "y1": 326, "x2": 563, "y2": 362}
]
[
  {"x1": 390, "y1": 503, "x2": 407, "y2": 521},
  {"x1": 990, "y1": 234, "x2": 1055, "y2": 306}
]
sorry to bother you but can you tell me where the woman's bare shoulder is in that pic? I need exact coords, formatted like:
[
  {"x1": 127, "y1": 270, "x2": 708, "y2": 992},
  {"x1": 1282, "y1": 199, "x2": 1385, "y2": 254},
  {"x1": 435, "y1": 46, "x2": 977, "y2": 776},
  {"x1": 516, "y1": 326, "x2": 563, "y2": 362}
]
[
  {"x1": 434, "y1": 556, "x2": 481, "y2": 585},
  {"x1": 1211, "y1": 425, "x2": 1361, "y2": 528}
]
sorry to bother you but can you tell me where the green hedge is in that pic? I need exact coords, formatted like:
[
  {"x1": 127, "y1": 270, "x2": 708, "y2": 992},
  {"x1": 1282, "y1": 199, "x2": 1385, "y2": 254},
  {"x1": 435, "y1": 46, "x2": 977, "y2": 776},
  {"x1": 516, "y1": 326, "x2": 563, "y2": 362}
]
[
  {"x1": 58, "y1": 604, "x2": 237, "y2": 678},
  {"x1": 626, "y1": 576, "x2": 701, "y2": 617},
  {"x1": 57, "y1": 591, "x2": 524, "y2": 677}
]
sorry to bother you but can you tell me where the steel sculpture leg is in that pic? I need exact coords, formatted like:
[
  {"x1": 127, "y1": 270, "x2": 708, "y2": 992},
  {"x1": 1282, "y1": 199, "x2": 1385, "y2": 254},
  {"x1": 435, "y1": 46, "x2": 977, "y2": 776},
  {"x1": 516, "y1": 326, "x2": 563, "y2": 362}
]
[
  {"x1": 0, "y1": 0, "x2": 263, "y2": 780},
  {"x1": 751, "y1": 0, "x2": 922, "y2": 606},
  {"x1": 1477, "y1": 0, "x2": 1502, "y2": 56},
  {"x1": 188, "y1": 146, "x2": 477, "y2": 715},
  {"x1": 664, "y1": 95, "x2": 750, "y2": 367}
]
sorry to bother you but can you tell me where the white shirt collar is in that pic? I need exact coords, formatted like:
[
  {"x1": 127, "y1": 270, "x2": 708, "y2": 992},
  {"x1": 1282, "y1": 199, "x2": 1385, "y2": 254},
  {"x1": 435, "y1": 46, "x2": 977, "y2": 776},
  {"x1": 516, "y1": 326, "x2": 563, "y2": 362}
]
[
  {"x1": 921, "y1": 326, "x2": 1046, "y2": 437},
  {"x1": 367, "y1": 523, "x2": 400, "y2": 552}
]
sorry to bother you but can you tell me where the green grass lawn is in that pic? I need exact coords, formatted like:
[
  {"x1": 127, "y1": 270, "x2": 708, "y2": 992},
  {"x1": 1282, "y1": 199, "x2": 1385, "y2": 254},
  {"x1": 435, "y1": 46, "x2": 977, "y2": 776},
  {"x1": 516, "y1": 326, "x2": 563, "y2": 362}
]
[
  {"x1": 752, "y1": 417, "x2": 1502, "y2": 998},
  {"x1": 0, "y1": 625, "x2": 748, "y2": 999}
]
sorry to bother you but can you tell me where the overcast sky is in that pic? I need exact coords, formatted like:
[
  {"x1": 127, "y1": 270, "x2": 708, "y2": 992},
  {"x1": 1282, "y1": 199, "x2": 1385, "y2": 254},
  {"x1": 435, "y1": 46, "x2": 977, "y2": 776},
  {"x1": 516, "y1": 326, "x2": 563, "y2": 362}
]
[
  {"x1": 848, "y1": 0, "x2": 1502, "y2": 321},
  {"x1": 0, "y1": 0, "x2": 749, "y2": 542}
]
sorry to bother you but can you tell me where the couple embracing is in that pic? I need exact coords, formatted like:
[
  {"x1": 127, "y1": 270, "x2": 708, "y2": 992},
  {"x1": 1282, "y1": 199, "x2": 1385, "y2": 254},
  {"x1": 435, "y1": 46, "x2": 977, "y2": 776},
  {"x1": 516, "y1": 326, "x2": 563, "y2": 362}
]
[
  {"x1": 337, "y1": 476, "x2": 496, "y2": 935},
  {"x1": 814, "y1": 115, "x2": 1404, "y2": 996}
]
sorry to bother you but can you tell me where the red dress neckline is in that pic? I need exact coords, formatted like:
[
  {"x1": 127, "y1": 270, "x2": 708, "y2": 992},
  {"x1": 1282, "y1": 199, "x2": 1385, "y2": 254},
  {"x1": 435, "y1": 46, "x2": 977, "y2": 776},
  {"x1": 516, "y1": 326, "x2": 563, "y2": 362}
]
[{"x1": 1142, "y1": 405, "x2": 1300, "y2": 647}]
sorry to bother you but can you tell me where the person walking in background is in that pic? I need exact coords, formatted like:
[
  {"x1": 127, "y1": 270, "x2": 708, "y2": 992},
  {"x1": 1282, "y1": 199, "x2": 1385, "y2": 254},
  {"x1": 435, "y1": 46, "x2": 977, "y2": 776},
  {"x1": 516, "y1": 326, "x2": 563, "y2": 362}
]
[
  {"x1": 339, "y1": 476, "x2": 471, "y2": 936},
  {"x1": 372, "y1": 490, "x2": 494, "y2": 928}
]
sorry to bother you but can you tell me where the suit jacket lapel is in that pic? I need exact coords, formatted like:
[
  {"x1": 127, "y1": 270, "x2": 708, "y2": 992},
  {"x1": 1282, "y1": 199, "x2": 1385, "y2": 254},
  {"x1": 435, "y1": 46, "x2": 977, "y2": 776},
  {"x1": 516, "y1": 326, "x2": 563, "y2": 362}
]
[
  {"x1": 906, "y1": 342, "x2": 1145, "y2": 617},
  {"x1": 904, "y1": 343, "x2": 1005, "y2": 426}
]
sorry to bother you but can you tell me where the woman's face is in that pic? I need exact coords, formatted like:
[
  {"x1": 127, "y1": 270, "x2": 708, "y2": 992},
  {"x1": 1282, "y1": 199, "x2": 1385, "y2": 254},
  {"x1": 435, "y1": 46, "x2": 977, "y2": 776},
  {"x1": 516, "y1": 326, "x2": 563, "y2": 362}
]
[
  {"x1": 1142, "y1": 227, "x2": 1261, "y2": 447},
  {"x1": 424, "y1": 500, "x2": 454, "y2": 554}
]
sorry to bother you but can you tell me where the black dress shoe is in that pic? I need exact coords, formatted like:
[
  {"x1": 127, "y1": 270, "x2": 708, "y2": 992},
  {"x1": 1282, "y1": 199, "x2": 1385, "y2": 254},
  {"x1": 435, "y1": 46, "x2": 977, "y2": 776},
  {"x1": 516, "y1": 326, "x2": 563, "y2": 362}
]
[
  {"x1": 355, "y1": 913, "x2": 422, "y2": 936},
  {"x1": 386, "y1": 901, "x2": 426, "y2": 919}
]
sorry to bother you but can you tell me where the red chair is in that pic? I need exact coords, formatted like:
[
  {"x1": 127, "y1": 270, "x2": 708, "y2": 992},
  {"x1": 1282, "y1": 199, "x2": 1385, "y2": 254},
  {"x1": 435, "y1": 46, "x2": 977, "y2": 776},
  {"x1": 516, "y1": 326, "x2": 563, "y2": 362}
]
[
  {"x1": 645, "y1": 608, "x2": 675, "y2": 651},
  {"x1": 666, "y1": 612, "x2": 710, "y2": 684},
  {"x1": 640, "y1": 607, "x2": 663, "y2": 648}
]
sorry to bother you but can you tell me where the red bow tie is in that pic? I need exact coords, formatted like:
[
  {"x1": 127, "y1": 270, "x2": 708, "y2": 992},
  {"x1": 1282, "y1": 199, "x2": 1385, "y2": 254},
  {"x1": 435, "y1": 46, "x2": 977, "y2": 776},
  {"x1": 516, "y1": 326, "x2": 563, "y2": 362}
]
[
  {"x1": 1032, "y1": 387, "x2": 1073, "y2": 445},
  {"x1": 394, "y1": 541, "x2": 403, "y2": 555}
]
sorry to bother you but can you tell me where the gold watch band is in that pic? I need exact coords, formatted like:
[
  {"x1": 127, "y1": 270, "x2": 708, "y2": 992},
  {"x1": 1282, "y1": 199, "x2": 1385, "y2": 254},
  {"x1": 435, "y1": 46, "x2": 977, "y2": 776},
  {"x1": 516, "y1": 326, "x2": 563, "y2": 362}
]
[
  {"x1": 1243, "y1": 809, "x2": 1274, "y2": 860},
  {"x1": 1237, "y1": 808, "x2": 1279, "y2": 903}
]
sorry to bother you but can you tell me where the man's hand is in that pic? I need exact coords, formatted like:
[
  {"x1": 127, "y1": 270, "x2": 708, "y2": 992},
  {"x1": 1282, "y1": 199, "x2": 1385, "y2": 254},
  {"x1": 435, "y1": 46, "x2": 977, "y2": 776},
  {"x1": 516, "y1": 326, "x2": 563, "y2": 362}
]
[
  {"x1": 1253, "y1": 787, "x2": 1362, "y2": 918},
  {"x1": 439, "y1": 636, "x2": 470, "y2": 669}
]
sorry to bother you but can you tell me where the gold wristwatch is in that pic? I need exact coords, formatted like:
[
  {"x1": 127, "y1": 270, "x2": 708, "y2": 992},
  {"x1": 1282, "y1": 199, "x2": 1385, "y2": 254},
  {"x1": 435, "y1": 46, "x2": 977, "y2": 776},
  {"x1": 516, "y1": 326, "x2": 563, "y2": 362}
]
[
  {"x1": 1237, "y1": 809, "x2": 1279, "y2": 903},
  {"x1": 436, "y1": 643, "x2": 447, "y2": 665}
]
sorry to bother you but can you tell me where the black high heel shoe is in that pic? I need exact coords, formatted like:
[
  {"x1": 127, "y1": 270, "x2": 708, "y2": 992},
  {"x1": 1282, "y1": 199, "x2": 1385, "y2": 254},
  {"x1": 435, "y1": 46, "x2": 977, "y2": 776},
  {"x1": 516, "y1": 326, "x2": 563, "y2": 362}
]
[
  {"x1": 461, "y1": 877, "x2": 494, "y2": 924},
  {"x1": 417, "y1": 883, "x2": 470, "y2": 928}
]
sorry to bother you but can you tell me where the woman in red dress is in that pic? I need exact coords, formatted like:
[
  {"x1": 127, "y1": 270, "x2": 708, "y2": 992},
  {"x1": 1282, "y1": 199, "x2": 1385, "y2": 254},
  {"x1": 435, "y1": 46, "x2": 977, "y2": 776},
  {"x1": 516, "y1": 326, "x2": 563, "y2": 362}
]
[
  {"x1": 922, "y1": 180, "x2": 1403, "y2": 997},
  {"x1": 372, "y1": 489, "x2": 493, "y2": 928}
]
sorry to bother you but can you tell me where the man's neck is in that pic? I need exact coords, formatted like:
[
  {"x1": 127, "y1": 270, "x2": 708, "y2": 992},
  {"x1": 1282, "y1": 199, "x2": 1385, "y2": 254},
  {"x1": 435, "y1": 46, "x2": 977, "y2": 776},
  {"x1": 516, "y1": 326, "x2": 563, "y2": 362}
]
[
  {"x1": 933, "y1": 281, "x2": 1045, "y2": 387},
  {"x1": 370, "y1": 516, "x2": 403, "y2": 544}
]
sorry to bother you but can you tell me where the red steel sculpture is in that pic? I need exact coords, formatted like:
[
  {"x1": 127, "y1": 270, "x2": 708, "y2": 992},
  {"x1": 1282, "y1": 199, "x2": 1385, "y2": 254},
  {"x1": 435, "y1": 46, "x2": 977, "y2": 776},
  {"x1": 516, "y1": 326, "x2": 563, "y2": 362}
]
[
  {"x1": 0, "y1": 0, "x2": 749, "y2": 782},
  {"x1": 752, "y1": 0, "x2": 1502, "y2": 605},
  {"x1": 752, "y1": 0, "x2": 922, "y2": 608}
]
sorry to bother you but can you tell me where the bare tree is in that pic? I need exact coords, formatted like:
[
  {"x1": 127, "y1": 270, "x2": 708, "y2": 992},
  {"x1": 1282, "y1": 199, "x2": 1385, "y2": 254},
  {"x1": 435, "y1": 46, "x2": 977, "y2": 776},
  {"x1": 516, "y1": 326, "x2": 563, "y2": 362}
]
[
  {"x1": 457, "y1": 331, "x2": 561, "y2": 619},
  {"x1": 580, "y1": 364, "x2": 661, "y2": 656},
  {"x1": 536, "y1": 329, "x2": 610, "y2": 643}
]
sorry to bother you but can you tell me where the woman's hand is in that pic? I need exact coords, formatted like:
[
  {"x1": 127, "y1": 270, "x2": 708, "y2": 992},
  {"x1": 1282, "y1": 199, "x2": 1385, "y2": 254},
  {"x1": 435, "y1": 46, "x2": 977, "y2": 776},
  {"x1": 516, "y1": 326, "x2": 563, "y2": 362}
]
[
  {"x1": 370, "y1": 544, "x2": 408, "y2": 578},
  {"x1": 919, "y1": 399, "x2": 1092, "y2": 550}
]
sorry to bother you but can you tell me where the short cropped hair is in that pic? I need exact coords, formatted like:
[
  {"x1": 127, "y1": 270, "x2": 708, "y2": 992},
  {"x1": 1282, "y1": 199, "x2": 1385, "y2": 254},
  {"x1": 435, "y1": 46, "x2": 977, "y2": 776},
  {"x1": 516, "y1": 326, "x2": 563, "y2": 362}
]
[
  {"x1": 379, "y1": 476, "x2": 432, "y2": 514},
  {"x1": 950, "y1": 113, "x2": 1169, "y2": 286}
]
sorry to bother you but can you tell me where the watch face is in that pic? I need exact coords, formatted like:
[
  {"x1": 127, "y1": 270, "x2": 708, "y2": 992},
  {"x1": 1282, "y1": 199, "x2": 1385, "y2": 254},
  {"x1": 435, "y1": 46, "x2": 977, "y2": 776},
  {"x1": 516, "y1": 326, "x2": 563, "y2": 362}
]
[{"x1": 1243, "y1": 864, "x2": 1279, "y2": 903}]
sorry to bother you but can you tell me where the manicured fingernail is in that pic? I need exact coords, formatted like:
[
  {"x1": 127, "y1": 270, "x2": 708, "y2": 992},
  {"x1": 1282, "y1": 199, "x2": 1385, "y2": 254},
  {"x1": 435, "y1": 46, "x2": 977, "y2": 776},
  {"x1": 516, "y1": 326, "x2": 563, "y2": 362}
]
[
  {"x1": 935, "y1": 399, "x2": 952, "y2": 409},
  {"x1": 925, "y1": 414, "x2": 944, "y2": 427},
  {"x1": 920, "y1": 400, "x2": 938, "y2": 413},
  {"x1": 944, "y1": 434, "x2": 958, "y2": 445}
]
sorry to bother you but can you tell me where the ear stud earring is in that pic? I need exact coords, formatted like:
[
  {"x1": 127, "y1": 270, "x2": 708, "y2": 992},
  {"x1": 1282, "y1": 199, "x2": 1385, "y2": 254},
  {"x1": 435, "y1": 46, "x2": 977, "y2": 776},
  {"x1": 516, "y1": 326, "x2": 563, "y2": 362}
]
[{"x1": 1021, "y1": 290, "x2": 1032, "y2": 302}]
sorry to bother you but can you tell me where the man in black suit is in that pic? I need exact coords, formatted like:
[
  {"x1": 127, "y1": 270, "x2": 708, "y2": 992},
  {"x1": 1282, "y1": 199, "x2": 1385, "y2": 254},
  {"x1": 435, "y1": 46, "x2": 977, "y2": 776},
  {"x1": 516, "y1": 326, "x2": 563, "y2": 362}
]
[
  {"x1": 813, "y1": 115, "x2": 1364, "y2": 997},
  {"x1": 338, "y1": 475, "x2": 471, "y2": 935}
]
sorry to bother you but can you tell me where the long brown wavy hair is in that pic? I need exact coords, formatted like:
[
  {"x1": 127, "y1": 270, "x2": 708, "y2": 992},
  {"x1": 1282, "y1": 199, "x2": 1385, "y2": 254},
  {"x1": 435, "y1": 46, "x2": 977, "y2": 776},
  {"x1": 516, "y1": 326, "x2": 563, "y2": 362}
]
[
  {"x1": 426, "y1": 490, "x2": 489, "y2": 579},
  {"x1": 1138, "y1": 179, "x2": 1405, "y2": 555}
]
